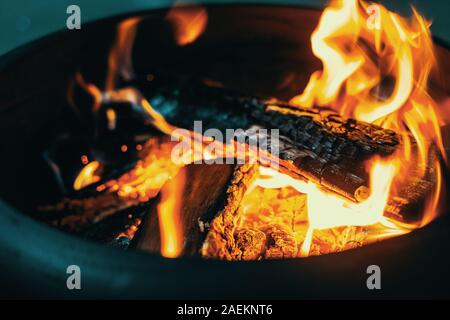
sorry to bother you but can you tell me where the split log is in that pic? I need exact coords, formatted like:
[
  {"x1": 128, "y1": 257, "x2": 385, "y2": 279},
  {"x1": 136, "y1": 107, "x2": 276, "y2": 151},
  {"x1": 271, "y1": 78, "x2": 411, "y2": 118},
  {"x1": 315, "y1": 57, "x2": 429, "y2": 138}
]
[
  {"x1": 201, "y1": 164, "x2": 369, "y2": 260},
  {"x1": 384, "y1": 148, "x2": 440, "y2": 223},
  {"x1": 201, "y1": 164, "x2": 263, "y2": 260},
  {"x1": 132, "y1": 163, "x2": 235, "y2": 255},
  {"x1": 201, "y1": 160, "x2": 438, "y2": 260},
  {"x1": 238, "y1": 126, "x2": 371, "y2": 202}
]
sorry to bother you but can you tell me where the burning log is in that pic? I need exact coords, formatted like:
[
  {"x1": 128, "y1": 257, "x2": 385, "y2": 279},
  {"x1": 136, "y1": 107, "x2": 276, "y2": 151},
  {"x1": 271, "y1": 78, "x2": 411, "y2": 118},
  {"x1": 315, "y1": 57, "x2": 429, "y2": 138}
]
[
  {"x1": 40, "y1": 192, "x2": 135, "y2": 232},
  {"x1": 139, "y1": 76, "x2": 401, "y2": 201},
  {"x1": 202, "y1": 149, "x2": 440, "y2": 260},
  {"x1": 239, "y1": 126, "x2": 371, "y2": 202},
  {"x1": 132, "y1": 163, "x2": 235, "y2": 256},
  {"x1": 201, "y1": 164, "x2": 261, "y2": 260},
  {"x1": 201, "y1": 164, "x2": 369, "y2": 260},
  {"x1": 384, "y1": 148, "x2": 440, "y2": 223},
  {"x1": 253, "y1": 102, "x2": 398, "y2": 202},
  {"x1": 38, "y1": 136, "x2": 182, "y2": 232}
]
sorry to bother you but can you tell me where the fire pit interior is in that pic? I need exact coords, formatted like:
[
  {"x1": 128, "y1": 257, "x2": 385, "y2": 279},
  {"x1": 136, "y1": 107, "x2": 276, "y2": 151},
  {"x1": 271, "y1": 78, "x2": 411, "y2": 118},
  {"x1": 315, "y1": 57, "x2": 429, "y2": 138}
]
[{"x1": 1, "y1": 1, "x2": 449, "y2": 264}]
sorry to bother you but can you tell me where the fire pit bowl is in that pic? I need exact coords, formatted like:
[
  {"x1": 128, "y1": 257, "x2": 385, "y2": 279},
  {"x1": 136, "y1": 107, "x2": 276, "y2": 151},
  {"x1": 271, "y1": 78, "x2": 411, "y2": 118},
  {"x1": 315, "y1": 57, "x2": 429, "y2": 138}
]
[{"x1": 0, "y1": 3, "x2": 450, "y2": 299}]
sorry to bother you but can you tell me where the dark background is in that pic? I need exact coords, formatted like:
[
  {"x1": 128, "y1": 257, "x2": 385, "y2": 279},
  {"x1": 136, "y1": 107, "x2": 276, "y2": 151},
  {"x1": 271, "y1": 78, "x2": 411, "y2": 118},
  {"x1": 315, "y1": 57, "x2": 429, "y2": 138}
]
[{"x1": 0, "y1": 0, "x2": 449, "y2": 56}]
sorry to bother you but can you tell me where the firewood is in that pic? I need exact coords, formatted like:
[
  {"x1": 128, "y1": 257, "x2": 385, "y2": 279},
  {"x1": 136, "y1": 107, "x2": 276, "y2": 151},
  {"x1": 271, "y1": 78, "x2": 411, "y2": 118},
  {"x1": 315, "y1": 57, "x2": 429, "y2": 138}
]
[
  {"x1": 39, "y1": 192, "x2": 137, "y2": 232},
  {"x1": 200, "y1": 164, "x2": 313, "y2": 260},
  {"x1": 239, "y1": 127, "x2": 370, "y2": 202},
  {"x1": 384, "y1": 148, "x2": 440, "y2": 223},
  {"x1": 202, "y1": 158, "x2": 439, "y2": 260},
  {"x1": 201, "y1": 164, "x2": 261, "y2": 260},
  {"x1": 37, "y1": 136, "x2": 180, "y2": 231},
  {"x1": 138, "y1": 75, "x2": 401, "y2": 201},
  {"x1": 132, "y1": 163, "x2": 235, "y2": 255},
  {"x1": 80, "y1": 206, "x2": 144, "y2": 248}
]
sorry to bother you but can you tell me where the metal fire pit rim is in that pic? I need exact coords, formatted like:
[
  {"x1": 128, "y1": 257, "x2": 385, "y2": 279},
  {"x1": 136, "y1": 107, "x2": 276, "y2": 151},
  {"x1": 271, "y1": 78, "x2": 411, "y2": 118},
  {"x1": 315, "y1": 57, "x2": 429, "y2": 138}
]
[{"x1": 1, "y1": 197, "x2": 450, "y2": 299}]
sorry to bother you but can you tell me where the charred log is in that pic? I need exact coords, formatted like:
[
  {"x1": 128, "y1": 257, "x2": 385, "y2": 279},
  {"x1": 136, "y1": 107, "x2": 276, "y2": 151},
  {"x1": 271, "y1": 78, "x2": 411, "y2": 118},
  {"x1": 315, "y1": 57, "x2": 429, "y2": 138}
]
[
  {"x1": 39, "y1": 193, "x2": 143, "y2": 233},
  {"x1": 79, "y1": 205, "x2": 144, "y2": 248},
  {"x1": 37, "y1": 136, "x2": 180, "y2": 231},
  {"x1": 132, "y1": 163, "x2": 235, "y2": 255},
  {"x1": 136, "y1": 75, "x2": 402, "y2": 201}
]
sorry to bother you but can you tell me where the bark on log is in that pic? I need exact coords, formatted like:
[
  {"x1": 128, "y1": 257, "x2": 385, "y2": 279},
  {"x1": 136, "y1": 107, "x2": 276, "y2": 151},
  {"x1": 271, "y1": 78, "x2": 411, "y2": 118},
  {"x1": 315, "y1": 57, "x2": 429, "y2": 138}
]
[
  {"x1": 139, "y1": 76, "x2": 402, "y2": 201},
  {"x1": 132, "y1": 163, "x2": 235, "y2": 255}
]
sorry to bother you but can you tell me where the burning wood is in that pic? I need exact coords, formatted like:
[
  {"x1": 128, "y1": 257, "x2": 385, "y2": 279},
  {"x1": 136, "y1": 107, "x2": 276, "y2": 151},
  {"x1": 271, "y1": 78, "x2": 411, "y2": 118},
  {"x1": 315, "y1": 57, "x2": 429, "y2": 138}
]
[
  {"x1": 145, "y1": 80, "x2": 401, "y2": 201},
  {"x1": 189, "y1": 0, "x2": 447, "y2": 258},
  {"x1": 132, "y1": 163, "x2": 234, "y2": 256},
  {"x1": 39, "y1": 137, "x2": 182, "y2": 232},
  {"x1": 66, "y1": 70, "x2": 404, "y2": 204},
  {"x1": 35, "y1": 0, "x2": 448, "y2": 261},
  {"x1": 202, "y1": 164, "x2": 368, "y2": 259}
]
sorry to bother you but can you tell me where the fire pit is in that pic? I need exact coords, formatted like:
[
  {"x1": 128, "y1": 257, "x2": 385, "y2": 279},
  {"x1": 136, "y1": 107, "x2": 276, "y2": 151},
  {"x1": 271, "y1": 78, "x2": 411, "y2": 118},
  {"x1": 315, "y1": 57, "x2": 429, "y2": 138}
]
[{"x1": 0, "y1": 1, "x2": 450, "y2": 298}]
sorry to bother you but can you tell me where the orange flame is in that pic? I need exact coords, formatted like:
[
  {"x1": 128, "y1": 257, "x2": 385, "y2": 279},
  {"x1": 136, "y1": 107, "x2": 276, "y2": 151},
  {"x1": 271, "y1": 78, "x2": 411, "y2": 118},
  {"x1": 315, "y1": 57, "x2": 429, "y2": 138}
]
[
  {"x1": 157, "y1": 167, "x2": 186, "y2": 258},
  {"x1": 106, "y1": 17, "x2": 141, "y2": 91},
  {"x1": 99, "y1": 139, "x2": 182, "y2": 203},
  {"x1": 290, "y1": 0, "x2": 445, "y2": 227},
  {"x1": 106, "y1": 108, "x2": 117, "y2": 130},
  {"x1": 74, "y1": 72, "x2": 103, "y2": 112},
  {"x1": 166, "y1": 4, "x2": 208, "y2": 46},
  {"x1": 73, "y1": 161, "x2": 101, "y2": 191}
]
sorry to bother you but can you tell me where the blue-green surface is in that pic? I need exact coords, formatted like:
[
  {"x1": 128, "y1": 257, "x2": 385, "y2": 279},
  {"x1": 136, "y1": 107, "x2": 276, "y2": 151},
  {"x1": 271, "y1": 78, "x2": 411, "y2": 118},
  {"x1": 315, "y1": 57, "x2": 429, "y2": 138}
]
[{"x1": 0, "y1": 0, "x2": 449, "y2": 56}]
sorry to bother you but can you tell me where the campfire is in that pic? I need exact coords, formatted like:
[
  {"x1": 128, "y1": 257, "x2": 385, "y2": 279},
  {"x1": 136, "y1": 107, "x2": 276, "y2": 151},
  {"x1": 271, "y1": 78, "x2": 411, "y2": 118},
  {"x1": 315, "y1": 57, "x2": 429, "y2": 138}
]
[{"x1": 22, "y1": 0, "x2": 449, "y2": 261}]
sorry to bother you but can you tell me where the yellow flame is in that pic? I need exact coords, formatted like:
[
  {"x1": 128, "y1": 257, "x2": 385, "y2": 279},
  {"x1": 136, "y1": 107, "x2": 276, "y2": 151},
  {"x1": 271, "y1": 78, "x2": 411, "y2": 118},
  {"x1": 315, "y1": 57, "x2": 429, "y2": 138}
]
[
  {"x1": 73, "y1": 161, "x2": 101, "y2": 191},
  {"x1": 290, "y1": 0, "x2": 445, "y2": 227},
  {"x1": 255, "y1": 159, "x2": 408, "y2": 256}
]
